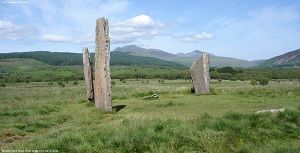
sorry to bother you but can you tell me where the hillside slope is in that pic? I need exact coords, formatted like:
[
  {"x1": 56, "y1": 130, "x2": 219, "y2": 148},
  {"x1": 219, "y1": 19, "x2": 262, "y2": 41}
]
[
  {"x1": 110, "y1": 52, "x2": 184, "y2": 67},
  {"x1": 114, "y1": 45, "x2": 176, "y2": 60},
  {"x1": 258, "y1": 49, "x2": 300, "y2": 67},
  {"x1": 0, "y1": 51, "x2": 185, "y2": 68},
  {"x1": 0, "y1": 58, "x2": 82, "y2": 83},
  {"x1": 0, "y1": 51, "x2": 82, "y2": 66}
]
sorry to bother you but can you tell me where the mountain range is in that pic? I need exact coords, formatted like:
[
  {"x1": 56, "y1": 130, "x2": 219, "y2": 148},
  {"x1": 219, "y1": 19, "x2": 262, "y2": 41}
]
[
  {"x1": 113, "y1": 45, "x2": 262, "y2": 67},
  {"x1": 113, "y1": 45, "x2": 300, "y2": 68}
]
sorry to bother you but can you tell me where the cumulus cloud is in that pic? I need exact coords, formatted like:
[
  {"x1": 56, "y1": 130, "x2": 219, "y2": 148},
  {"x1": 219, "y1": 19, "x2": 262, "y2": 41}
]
[
  {"x1": 41, "y1": 34, "x2": 72, "y2": 43},
  {"x1": 110, "y1": 14, "x2": 164, "y2": 44},
  {"x1": 42, "y1": 15, "x2": 164, "y2": 45},
  {"x1": 0, "y1": 20, "x2": 38, "y2": 40},
  {"x1": 181, "y1": 32, "x2": 214, "y2": 43}
]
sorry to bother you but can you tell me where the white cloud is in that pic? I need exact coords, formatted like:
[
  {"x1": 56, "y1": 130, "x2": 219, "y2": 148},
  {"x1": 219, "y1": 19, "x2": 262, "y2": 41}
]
[
  {"x1": 181, "y1": 32, "x2": 214, "y2": 43},
  {"x1": 41, "y1": 34, "x2": 72, "y2": 43},
  {"x1": 118, "y1": 14, "x2": 155, "y2": 27},
  {"x1": 110, "y1": 14, "x2": 164, "y2": 44},
  {"x1": 0, "y1": 20, "x2": 38, "y2": 40},
  {"x1": 39, "y1": 14, "x2": 164, "y2": 45}
]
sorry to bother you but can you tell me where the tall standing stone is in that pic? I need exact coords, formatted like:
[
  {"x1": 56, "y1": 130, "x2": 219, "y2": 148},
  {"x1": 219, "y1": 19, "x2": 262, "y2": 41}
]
[
  {"x1": 82, "y1": 47, "x2": 94, "y2": 102},
  {"x1": 94, "y1": 17, "x2": 112, "y2": 111},
  {"x1": 190, "y1": 53, "x2": 210, "y2": 94}
]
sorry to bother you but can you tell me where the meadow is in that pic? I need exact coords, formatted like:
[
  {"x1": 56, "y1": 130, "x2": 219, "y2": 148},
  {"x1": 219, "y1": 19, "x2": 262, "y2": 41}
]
[{"x1": 0, "y1": 79, "x2": 300, "y2": 152}]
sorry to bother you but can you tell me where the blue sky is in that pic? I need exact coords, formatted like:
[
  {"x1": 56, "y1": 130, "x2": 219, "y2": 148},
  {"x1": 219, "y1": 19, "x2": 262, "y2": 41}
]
[{"x1": 0, "y1": 0, "x2": 300, "y2": 60}]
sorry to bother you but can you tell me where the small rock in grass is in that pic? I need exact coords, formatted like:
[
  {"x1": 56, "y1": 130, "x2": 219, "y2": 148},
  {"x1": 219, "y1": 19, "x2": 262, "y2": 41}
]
[
  {"x1": 143, "y1": 94, "x2": 159, "y2": 100},
  {"x1": 255, "y1": 108, "x2": 285, "y2": 114}
]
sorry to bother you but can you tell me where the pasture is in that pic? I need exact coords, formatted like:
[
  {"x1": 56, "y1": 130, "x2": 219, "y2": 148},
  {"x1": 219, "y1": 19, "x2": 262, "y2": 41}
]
[{"x1": 0, "y1": 79, "x2": 299, "y2": 152}]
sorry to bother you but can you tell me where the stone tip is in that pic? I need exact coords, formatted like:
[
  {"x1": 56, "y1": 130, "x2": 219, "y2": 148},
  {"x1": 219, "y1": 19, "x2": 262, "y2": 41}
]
[
  {"x1": 96, "y1": 17, "x2": 108, "y2": 23},
  {"x1": 83, "y1": 47, "x2": 89, "y2": 53},
  {"x1": 202, "y1": 52, "x2": 210, "y2": 58}
]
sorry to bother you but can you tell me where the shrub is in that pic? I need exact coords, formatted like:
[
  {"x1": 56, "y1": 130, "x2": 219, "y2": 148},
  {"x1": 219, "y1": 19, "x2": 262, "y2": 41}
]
[
  {"x1": 250, "y1": 79, "x2": 258, "y2": 86},
  {"x1": 230, "y1": 77, "x2": 237, "y2": 81},
  {"x1": 210, "y1": 87, "x2": 217, "y2": 95},
  {"x1": 60, "y1": 83, "x2": 65, "y2": 87},
  {"x1": 111, "y1": 80, "x2": 116, "y2": 85},
  {"x1": 57, "y1": 81, "x2": 65, "y2": 87},
  {"x1": 158, "y1": 80, "x2": 165, "y2": 83},
  {"x1": 257, "y1": 77, "x2": 270, "y2": 86},
  {"x1": 25, "y1": 80, "x2": 30, "y2": 83},
  {"x1": 0, "y1": 83, "x2": 6, "y2": 87},
  {"x1": 217, "y1": 67, "x2": 236, "y2": 74},
  {"x1": 120, "y1": 78, "x2": 126, "y2": 83},
  {"x1": 73, "y1": 80, "x2": 78, "y2": 85}
]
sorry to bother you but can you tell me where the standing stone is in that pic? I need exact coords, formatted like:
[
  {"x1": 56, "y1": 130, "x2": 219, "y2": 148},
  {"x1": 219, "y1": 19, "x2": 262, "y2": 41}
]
[
  {"x1": 82, "y1": 47, "x2": 94, "y2": 102},
  {"x1": 190, "y1": 53, "x2": 210, "y2": 94},
  {"x1": 94, "y1": 17, "x2": 112, "y2": 111}
]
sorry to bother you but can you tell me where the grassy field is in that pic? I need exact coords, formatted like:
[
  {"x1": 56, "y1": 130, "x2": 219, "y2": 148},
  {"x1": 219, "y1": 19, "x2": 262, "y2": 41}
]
[{"x1": 0, "y1": 79, "x2": 300, "y2": 152}]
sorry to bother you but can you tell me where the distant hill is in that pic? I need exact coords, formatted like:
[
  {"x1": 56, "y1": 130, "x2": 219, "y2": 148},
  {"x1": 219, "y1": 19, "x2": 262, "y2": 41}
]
[
  {"x1": 0, "y1": 51, "x2": 82, "y2": 66},
  {"x1": 258, "y1": 49, "x2": 300, "y2": 67},
  {"x1": 114, "y1": 45, "x2": 176, "y2": 60},
  {"x1": 0, "y1": 51, "x2": 185, "y2": 68},
  {"x1": 110, "y1": 52, "x2": 184, "y2": 67},
  {"x1": 113, "y1": 45, "x2": 262, "y2": 68},
  {"x1": 176, "y1": 50, "x2": 204, "y2": 57}
]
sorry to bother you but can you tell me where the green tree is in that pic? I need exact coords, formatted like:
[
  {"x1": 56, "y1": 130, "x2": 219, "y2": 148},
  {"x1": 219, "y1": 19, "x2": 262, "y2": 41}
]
[
  {"x1": 257, "y1": 77, "x2": 270, "y2": 86},
  {"x1": 250, "y1": 79, "x2": 258, "y2": 86}
]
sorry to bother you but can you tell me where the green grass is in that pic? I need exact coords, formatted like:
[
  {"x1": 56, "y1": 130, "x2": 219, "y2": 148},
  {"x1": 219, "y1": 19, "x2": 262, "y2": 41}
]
[{"x1": 0, "y1": 80, "x2": 300, "y2": 152}]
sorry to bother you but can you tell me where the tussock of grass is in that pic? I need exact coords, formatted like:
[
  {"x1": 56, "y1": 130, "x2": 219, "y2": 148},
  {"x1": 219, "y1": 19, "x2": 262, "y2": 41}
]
[
  {"x1": 237, "y1": 87, "x2": 300, "y2": 98},
  {"x1": 155, "y1": 101, "x2": 185, "y2": 107},
  {"x1": 1, "y1": 110, "x2": 30, "y2": 117}
]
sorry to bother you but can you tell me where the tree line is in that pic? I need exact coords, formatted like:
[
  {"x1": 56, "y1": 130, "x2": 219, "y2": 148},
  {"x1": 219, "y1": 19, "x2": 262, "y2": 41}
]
[{"x1": 1, "y1": 66, "x2": 299, "y2": 84}]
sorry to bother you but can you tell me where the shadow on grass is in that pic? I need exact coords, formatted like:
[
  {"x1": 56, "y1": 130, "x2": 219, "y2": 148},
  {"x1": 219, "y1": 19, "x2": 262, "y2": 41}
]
[{"x1": 113, "y1": 105, "x2": 127, "y2": 112}]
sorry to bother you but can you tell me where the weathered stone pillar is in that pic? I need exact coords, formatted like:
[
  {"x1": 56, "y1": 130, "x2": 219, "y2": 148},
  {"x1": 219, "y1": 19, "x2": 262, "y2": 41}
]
[
  {"x1": 190, "y1": 53, "x2": 210, "y2": 94},
  {"x1": 94, "y1": 17, "x2": 112, "y2": 111},
  {"x1": 82, "y1": 47, "x2": 94, "y2": 102}
]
